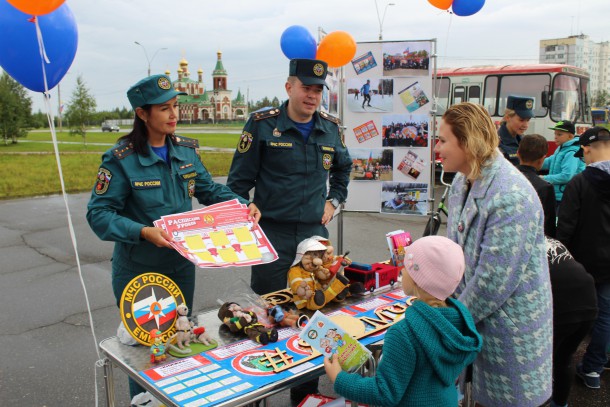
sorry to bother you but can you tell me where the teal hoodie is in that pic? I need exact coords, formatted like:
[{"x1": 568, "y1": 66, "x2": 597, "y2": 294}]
[
  {"x1": 542, "y1": 137, "x2": 585, "y2": 201},
  {"x1": 334, "y1": 298, "x2": 482, "y2": 407}
]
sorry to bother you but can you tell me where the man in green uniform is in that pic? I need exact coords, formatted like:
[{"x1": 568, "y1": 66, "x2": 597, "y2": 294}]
[
  {"x1": 227, "y1": 58, "x2": 352, "y2": 296},
  {"x1": 227, "y1": 58, "x2": 351, "y2": 403}
]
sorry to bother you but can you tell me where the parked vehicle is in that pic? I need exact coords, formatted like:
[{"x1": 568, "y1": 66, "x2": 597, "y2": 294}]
[{"x1": 101, "y1": 123, "x2": 120, "y2": 132}]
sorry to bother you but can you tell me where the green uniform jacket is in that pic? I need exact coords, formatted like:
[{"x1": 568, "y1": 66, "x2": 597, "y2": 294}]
[
  {"x1": 227, "y1": 102, "x2": 352, "y2": 224},
  {"x1": 87, "y1": 134, "x2": 249, "y2": 271}
]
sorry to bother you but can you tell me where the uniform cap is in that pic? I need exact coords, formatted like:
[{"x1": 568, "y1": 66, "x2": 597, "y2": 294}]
[
  {"x1": 292, "y1": 238, "x2": 327, "y2": 266},
  {"x1": 405, "y1": 236, "x2": 465, "y2": 300},
  {"x1": 506, "y1": 95, "x2": 535, "y2": 119},
  {"x1": 289, "y1": 59, "x2": 329, "y2": 89},
  {"x1": 548, "y1": 120, "x2": 575, "y2": 135},
  {"x1": 127, "y1": 74, "x2": 187, "y2": 109},
  {"x1": 574, "y1": 126, "x2": 610, "y2": 157}
]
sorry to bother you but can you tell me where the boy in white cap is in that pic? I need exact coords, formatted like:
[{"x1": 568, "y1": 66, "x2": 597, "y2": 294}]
[{"x1": 324, "y1": 236, "x2": 482, "y2": 407}]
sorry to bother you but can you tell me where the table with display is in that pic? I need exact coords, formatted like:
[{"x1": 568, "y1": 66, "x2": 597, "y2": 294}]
[{"x1": 99, "y1": 287, "x2": 413, "y2": 407}]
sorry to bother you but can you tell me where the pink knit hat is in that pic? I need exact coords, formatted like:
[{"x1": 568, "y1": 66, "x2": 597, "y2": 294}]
[{"x1": 404, "y1": 236, "x2": 465, "y2": 300}]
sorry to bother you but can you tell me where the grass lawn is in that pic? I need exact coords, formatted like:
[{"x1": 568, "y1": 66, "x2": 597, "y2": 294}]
[{"x1": 0, "y1": 128, "x2": 239, "y2": 199}]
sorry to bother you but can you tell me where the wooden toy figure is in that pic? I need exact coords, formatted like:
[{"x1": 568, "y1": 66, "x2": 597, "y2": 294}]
[
  {"x1": 149, "y1": 329, "x2": 167, "y2": 363},
  {"x1": 218, "y1": 302, "x2": 278, "y2": 345},
  {"x1": 288, "y1": 238, "x2": 359, "y2": 310},
  {"x1": 174, "y1": 303, "x2": 192, "y2": 350}
]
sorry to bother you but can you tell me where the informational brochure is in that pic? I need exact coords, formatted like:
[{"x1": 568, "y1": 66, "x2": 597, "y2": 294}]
[
  {"x1": 299, "y1": 311, "x2": 371, "y2": 373},
  {"x1": 153, "y1": 199, "x2": 278, "y2": 268}
]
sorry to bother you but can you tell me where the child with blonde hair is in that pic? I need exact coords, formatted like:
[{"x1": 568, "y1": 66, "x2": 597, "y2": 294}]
[{"x1": 324, "y1": 236, "x2": 482, "y2": 407}]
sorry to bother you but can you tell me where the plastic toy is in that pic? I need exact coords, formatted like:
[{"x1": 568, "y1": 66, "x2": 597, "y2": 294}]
[
  {"x1": 344, "y1": 262, "x2": 401, "y2": 293},
  {"x1": 267, "y1": 304, "x2": 309, "y2": 329},
  {"x1": 218, "y1": 301, "x2": 278, "y2": 345},
  {"x1": 149, "y1": 329, "x2": 167, "y2": 363}
]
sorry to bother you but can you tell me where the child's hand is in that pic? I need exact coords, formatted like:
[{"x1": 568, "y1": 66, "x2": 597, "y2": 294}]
[{"x1": 323, "y1": 353, "x2": 342, "y2": 383}]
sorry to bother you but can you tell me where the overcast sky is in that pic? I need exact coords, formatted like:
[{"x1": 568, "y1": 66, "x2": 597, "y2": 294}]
[{"x1": 14, "y1": 0, "x2": 610, "y2": 113}]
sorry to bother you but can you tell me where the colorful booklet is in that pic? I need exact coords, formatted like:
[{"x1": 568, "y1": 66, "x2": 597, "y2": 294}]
[
  {"x1": 299, "y1": 311, "x2": 371, "y2": 373},
  {"x1": 386, "y1": 229, "x2": 412, "y2": 268}
]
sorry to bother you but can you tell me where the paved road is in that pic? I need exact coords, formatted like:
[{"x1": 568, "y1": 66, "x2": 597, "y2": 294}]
[{"x1": 0, "y1": 186, "x2": 607, "y2": 406}]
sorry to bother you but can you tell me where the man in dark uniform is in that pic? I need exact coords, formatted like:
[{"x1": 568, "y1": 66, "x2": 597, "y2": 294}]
[
  {"x1": 227, "y1": 59, "x2": 352, "y2": 402},
  {"x1": 498, "y1": 95, "x2": 534, "y2": 165}
]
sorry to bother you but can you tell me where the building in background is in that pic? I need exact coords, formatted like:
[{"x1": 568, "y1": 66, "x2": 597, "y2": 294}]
[
  {"x1": 539, "y1": 34, "x2": 610, "y2": 102},
  {"x1": 170, "y1": 51, "x2": 248, "y2": 123}
]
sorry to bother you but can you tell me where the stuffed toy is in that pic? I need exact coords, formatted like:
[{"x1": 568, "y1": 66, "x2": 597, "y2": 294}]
[
  {"x1": 218, "y1": 301, "x2": 278, "y2": 345},
  {"x1": 174, "y1": 303, "x2": 192, "y2": 350},
  {"x1": 288, "y1": 238, "x2": 359, "y2": 310},
  {"x1": 313, "y1": 237, "x2": 364, "y2": 300},
  {"x1": 192, "y1": 326, "x2": 213, "y2": 346}
]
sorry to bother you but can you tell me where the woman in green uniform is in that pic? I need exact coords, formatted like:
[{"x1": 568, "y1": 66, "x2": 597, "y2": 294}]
[{"x1": 87, "y1": 74, "x2": 260, "y2": 400}]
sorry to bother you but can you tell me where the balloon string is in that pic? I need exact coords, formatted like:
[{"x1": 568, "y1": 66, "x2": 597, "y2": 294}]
[
  {"x1": 432, "y1": 11, "x2": 453, "y2": 109},
  {"x1": 35, "y1": 16, "x2": 103, "y2": 407}
]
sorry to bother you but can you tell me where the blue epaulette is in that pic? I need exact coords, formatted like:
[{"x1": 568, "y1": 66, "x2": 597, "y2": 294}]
[
  {"x1": 319, "y1": 111, "x2": 341, "y2": 125},
  {"x1": 252, "y1": 107, "x2": 281, "y2": 121},
  {"x1": 169, "y1": 134, "x2": 199, "y2": 149},
  {"x1": 112, "y1": 142, "x2": 135, "y2": 160}
]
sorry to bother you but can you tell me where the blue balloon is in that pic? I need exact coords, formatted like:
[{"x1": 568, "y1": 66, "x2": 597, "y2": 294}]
[
  {"x1": 452, "y1": 0, "x2": 485, "y2": 16},
  {"x1": 0, "y1": 2, "x2": 78, "y2": 92},
  {"x1": 280, "y1": 25, "x2": 316, "y2": 60}
]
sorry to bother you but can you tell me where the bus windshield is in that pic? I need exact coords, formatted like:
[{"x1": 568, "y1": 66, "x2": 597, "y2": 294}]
[
  {"x1": 494, "y1": 74, "x2": 550, "y2": 117},
  {"x1": 551, "y1": 74, "x2": 581, "y2": 122}
]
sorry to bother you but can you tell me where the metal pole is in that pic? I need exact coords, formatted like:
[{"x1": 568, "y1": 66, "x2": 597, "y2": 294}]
[{"x1": 102, "y1": 358, "x2": 115, "y2": 407}]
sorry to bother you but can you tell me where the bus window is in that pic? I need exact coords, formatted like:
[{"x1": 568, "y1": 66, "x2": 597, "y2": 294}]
[
  {"x1": 498, "y1": 74, "x2": 550, "y2": 117},
  {"x1": 453, "y1": 86, "x2": 465, "y2": 104},
  {"x1": 434, "y1": 77, "x2": 450, "y2": 115},
  {"x1": 468, "y1": 85, "x2": 481, "y2": 105},
  {"x1": 483, "y1": 76, "x2": 498, "y2": 115},
  {"x1": 552, "y1": 74, "x2": 580, "y2": 122}
]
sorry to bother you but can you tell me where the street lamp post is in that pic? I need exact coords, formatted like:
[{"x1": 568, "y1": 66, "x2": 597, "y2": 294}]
[
  {"x1": 374, "y1": 0, "x2": 395, "y2": 41},
  {"x1": 134, "y1": 41, "x2": 167, "y2": 76}
]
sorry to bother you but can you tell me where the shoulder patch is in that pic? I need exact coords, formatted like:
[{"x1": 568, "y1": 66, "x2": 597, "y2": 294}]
[
  {"x1": 112, "y1": 142, "x2": 135, "y2": 160},
  {"x1": 253, "y1": 108, "x2": 281, "y2": 121},
  {"x1": 319, "y1": 111, "x2": 341, "y2": 126},
  {"x1": 170, "y1": 134, "x2": 199, "y2": 149}
]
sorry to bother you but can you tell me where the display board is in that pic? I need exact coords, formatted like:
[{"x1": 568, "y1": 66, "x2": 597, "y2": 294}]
[{"x1": 341, "y1": 40, "x2": 436, "y2": 215}]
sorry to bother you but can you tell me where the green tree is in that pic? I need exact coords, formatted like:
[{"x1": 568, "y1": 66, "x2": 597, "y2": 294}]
[
  {"x1": 592, "y1": 89, "x2": 609, "y2": 107},
  {"x1": 64, "y1": 75, "x2": 96, "y2": 145},
  {"x1": 0, "y1": 73, "x2": 32, "y2": 144}
]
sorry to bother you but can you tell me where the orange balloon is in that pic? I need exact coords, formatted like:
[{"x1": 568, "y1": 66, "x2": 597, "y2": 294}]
[
  {"x1": 7, "y1": 0, "x2": 65, "y2": 15},
  {"x1": 316, "y1": 31, "x2": 357, "y2": 68},
  {"x1": 428, "y1": 0, "x2": 453, "y2": 10}
]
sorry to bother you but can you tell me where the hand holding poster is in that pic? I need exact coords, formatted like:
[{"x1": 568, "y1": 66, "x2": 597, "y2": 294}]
[{"x1": 154, "y1": 199, "x2": 278, "y2": 268}]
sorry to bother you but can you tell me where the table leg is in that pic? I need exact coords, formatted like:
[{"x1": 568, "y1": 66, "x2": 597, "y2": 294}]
[{"x1": 102, "y1": 358, "x2": 115, "y2": 407}]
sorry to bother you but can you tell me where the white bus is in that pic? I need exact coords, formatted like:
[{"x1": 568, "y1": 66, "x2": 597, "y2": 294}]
[{"x1": 434, "y1": 64, "x2": 592, "y2": 153}]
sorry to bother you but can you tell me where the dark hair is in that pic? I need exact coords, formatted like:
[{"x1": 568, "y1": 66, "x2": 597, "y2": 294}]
[
  {"x1": 117, "y1": 106, "x2": 152, "y2": 156},
  {"x1": 518, "y1": 134, "x2": 548, "y2": 162}
]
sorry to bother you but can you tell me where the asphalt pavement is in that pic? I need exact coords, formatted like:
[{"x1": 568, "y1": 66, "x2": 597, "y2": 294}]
[{"x1": 0, "y1": 184, "x2": 607, "y2": 406}]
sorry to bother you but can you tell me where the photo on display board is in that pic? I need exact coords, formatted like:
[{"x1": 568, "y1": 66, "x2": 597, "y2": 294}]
[
  {"x1": 351, "y1": 51, "x2": 377, "y2": 75},
  {"x1": 321, "y1": 68, "x2": 340, "y2": 115},
  {"x1": 397, "y1": 149, "x2": 426, "y2": 181},
  {"x1": 349, "y1": 148, "x2": 394, "y2": 181},
  {"x1": 346, "y1": 77, "x2": 394, "y2": 113},
  {"x1": 352, "y1": 120, "x2": 380, "y2": 144},
  {"x1": 381, "y1": 114, "x2": 429, "y2": 147},
  {"x1": 398, "y1": 81, "x2": 430, "y2": 113},
  {"x1": 381, "y1": 182, "x2": 429, "y2": 215},
  {"x1": 382, "y1": 41, "x2": 430, "y2": 77}
]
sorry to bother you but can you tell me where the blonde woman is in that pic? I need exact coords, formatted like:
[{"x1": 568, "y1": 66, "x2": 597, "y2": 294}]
[
  {"x1": 434, "y1": 102, "x2": 552, "y2": 407},
  {"x1": 498, "y1": 95, "x2": 534, "y2": 165}
]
